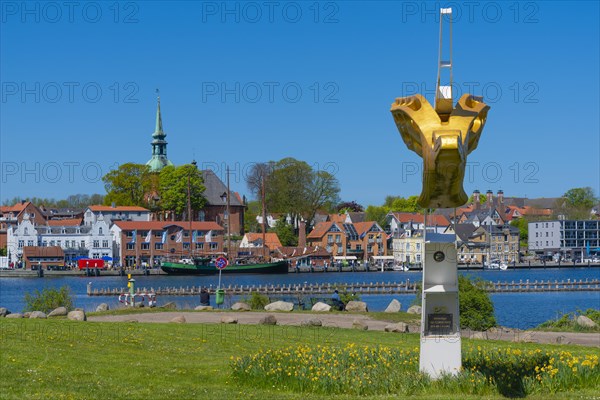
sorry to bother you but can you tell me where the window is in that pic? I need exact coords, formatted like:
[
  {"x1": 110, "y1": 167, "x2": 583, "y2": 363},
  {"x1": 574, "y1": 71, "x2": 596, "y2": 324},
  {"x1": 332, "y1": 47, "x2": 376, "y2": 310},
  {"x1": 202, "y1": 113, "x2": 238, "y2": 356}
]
[
  {"x1": 92, "y1": 240, "x2": 99, "y2": 248},
  {"x1": 57, "y1": 240, "x2": 61, "y2": 247},
  {"x1": 71, "y1": 240, "x2": 76, "y2": 248},
  {"x1": 99, "y1": 227, "x2": 103, "y2": 235},
  {"x1": 183, "y1": 243, "x2": 190, "y2": 250},
  {"x1": 337, "y1": 247, "x2": 342, "y2": 254},
  {"x1": 80, "y1": 240, "x2": 85, "y2": 248},
  {"x1": 24, "y1": 227, "x2": 28, "y2": 235},
  {"x1": 102, "y1": 240, "x2": 109, "y2": 248},
  {"x1": 367, "y1": 245, "x2": 372, "y2": 252},
  {"x1": 50, "y1": 240, "x2": 55, "y2": 246},
  {"x1": 356, "y1": 244, "x2": 362, "y2": 251},
  {"x1": 42, "y1": 241, "x2": 47, "y2": 247},
  {"x1": 155, "y1": 231, "x2": 162, "y2": 237},
  {"x1": 126, "y1": 243, "x2": 135, "y2": 250},
  {"x1": 416, "y1": 254, "x2": 421, "y2": 262},
  {"x1": 126, "y1": 231, "x2": 133, "y2": 238},
  {"x1": 155, "y1": 243, "x2": 164, "y2": 250},
  {"x1": 546, "y1": 232, "x2": 549, "y2": 237},
  {"x1": 416, "y1": 243, "x2": 421, "y2": 250},
  {"x1": 195, "y1": 243, "x2": 203, "y2": 250},
  {"x1": 210, "y1": 243, "x2": 218, "y2": 250},
  {"x1": 405, "y1": 243, "x2": 410, "y2": 250},
  {"x1": 141, "y1": 243, "x2": 150, "y2": 250},
  {"x1": 336, "y1": 234, "x2": 342, "y2": 244},
  {"x1": 18, "y1": 240, "x2": 24, "y2": 248},
  {"x1": 327, "y1": 235, "x2": 333, "y2": 244}
]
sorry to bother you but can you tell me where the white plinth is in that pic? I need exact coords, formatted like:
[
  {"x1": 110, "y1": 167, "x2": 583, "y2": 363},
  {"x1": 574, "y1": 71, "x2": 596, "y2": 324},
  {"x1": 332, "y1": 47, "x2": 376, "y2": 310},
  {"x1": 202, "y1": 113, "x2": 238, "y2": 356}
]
[{"x1": 419, "y1": 236, "x2": 461, "y2": 378}]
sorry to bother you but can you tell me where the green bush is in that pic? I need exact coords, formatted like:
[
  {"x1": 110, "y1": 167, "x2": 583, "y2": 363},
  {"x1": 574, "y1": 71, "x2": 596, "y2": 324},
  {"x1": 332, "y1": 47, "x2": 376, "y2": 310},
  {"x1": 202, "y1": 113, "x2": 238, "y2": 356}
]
[
  {"x1": 459, "y1": 276, "x2": 496, "y2": 331},
  {"x1": 24, "y1": 286, "x2": 73, "y2": 313},
  {"x1": 244, "y1": 292, "x2": 270, "y2": 310}
]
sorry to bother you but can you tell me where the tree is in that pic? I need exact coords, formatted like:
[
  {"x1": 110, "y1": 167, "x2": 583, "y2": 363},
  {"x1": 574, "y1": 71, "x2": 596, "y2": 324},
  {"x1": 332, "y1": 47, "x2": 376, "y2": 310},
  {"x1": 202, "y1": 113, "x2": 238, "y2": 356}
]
[
  {"x1": 244, "y1": 200, "x2": 262, "y2": 233},
  {"x1": 102, "y1": 163, "x2": 153, "y2": 206},
  {"x1": 246, "y1": 158, "x2": 340, "y2": 224},
  {"x1": 387, "y1": 195, "x2": 423, "y2": 212},
  {"x1": 159, "y1": 164, "x2": 206, "y2": 218},
  {"x1": 510, "y1": 218, "x2": 529, "y2": 246},
  {"x1": 467, "y1": 194, "x2": 487, "y2": 206},
  {"x1": 458, "y1": 276, "x2": 496, "y2": 330},
  {"x1": 336, "y1": 201, "x2": 364, "y2": 213},
  {"x1": 365, "y1": 205, "x2": 389, "y2": 228},
  {"x1": 270, "y1": 219, "x2": 298, "y2": 246},
  {"x1": 559, "y1": 187, "x2": 598, "y2": 219}
]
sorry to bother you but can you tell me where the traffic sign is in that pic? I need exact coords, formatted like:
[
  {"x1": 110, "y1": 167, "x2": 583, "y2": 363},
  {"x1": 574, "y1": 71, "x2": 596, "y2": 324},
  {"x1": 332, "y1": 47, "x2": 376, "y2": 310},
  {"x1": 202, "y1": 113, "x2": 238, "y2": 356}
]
[{"x1": 215, "y1": 256, "x2": 228, "y2": 270}]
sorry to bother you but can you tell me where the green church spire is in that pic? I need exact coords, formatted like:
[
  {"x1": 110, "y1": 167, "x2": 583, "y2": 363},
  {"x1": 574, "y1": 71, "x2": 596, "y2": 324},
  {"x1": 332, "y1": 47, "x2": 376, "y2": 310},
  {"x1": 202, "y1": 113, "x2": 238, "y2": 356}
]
[{"x1": 146, "y1": 90, "x2": 174, "y2": 172}]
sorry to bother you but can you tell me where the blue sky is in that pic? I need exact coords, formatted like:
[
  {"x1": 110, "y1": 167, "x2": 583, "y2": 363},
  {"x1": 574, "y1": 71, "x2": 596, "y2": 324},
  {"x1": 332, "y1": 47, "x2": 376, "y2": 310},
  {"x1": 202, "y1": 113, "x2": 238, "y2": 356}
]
[{"x1": 1, "y1": 1, "x2": 599, "y2": 206}]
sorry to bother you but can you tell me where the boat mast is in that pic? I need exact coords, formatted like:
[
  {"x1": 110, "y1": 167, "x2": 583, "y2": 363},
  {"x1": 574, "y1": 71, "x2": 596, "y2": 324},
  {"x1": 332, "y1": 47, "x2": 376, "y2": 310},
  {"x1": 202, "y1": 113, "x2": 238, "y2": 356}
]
[
  {"x1": 261, "y1": 174, "x2": 267, "y2": 261},
  {"x1": 187, "y1": 173, "x2": 192, "y2": 258},
  {"x1": 226, "y1": 165, "x2": 231, "y2": 260}
]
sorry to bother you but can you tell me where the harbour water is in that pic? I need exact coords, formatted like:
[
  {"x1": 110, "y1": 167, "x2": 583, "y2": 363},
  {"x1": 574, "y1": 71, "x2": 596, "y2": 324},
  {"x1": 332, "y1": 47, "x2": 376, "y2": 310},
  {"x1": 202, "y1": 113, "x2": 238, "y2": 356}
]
[{"x1": 1, "y1": 268, "x2": 598, "y2": 329}]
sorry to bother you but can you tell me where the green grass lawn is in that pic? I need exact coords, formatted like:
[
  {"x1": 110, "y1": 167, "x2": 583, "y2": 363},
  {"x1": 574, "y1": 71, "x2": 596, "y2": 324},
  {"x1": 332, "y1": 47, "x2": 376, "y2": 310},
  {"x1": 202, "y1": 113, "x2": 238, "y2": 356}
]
[{"x1": 0, "y1": 318, "x2": 598, "y2": 399}]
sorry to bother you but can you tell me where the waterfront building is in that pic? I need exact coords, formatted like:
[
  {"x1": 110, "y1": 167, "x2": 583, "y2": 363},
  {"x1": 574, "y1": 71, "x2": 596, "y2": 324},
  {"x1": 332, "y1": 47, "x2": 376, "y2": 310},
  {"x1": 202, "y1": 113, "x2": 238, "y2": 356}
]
[
  {"x1": 391, "y1": 230, "x2": 424, "y2": 266},
  {"x1": 307, "y1": 221, "x2": 387, "y2": 261},
  {"x1": 239, "y1": 233, "x2": 282, "y2": 254},
  {"x1": 0, "y1": 201, "x2": 46, "y2": 249},
  {"x1": 528, "y1": 220, "x2": 600, "y2": 260},
  {"x1": 450, "y1": 223, "x2": 520, "y2": 264},
  {"x1": 6, "y1": 214, "x2": 112, "y2": 266},
  {"x1": 386, "y1": 212, "x2": 449, "y2": 235},
  {"x1": 110, "y1": 220, "x2": 224, "y2": 267}
]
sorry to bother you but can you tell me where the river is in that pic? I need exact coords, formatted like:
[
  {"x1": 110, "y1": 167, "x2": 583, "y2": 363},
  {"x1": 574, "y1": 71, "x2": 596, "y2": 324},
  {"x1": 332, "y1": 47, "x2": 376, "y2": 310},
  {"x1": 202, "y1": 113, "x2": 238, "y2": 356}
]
[{"x1": 1, "y1": 268, "x2": 598, "y2": 329}]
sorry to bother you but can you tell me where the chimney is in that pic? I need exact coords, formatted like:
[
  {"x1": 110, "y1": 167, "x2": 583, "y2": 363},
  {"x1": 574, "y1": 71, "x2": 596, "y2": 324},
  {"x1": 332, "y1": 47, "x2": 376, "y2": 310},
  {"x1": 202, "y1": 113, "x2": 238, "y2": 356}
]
[
  {"x1": 298, "y1": 220, "x2": 307, "y2": 248},
  {"x1": 497, "y1": 190, "x2": 504, "y2": 206},
  {"x1": 111, "y1": 202, "x2": 116, "y2": 208},
  {"x1": 486, "y1": 190, "x2": 493, "y2": 207},
  {"x1": 473, "y1": 190, "x2": 480, "y2": 209}
]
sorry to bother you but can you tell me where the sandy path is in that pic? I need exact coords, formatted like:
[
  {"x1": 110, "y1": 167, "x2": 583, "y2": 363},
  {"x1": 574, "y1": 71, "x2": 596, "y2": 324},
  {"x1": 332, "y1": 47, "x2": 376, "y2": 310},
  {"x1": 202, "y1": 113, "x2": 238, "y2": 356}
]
[{"x1": 89, "y1": 311, "x2": 599, "y2": 347}]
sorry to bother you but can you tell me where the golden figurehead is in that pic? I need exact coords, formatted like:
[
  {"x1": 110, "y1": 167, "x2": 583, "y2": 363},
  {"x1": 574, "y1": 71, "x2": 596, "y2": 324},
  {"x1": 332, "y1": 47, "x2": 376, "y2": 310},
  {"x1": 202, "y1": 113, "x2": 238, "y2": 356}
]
[{"x1": 390, "y1": 8, "x2": 490, "y2": 209}]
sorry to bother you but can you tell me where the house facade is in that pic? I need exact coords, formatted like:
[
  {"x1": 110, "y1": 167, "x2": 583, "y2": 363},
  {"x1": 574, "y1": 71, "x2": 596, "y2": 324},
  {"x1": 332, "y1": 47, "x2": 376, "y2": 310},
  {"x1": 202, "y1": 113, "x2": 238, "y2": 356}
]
[
  {"x1": 111, "y1": 220, "x2": 224, "y2": 267},
  {"x1": 6, "y1": 214, "x2": 112, "y2": 267},
  {"x1": 307, "y1": 221, "x2": 387, "y2": 261},
  {"x1": 528, "y1": 220, "x2": 600, "y2": 260}
]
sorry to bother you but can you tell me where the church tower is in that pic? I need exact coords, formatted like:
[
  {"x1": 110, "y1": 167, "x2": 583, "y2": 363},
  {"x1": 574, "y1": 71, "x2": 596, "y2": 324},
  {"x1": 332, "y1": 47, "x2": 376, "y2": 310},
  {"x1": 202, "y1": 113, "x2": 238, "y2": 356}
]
[{"x1": 146, "y1": 93, "x2": 174, "y2": 172}]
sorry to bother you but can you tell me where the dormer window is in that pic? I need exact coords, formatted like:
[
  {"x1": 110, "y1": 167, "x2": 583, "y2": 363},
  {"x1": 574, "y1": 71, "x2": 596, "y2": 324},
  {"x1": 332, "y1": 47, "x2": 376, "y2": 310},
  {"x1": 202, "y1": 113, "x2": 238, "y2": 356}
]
[
  {"x1": 24, "y1": 227, "x2": 28, "y2": 235},
  {"x1": 99, "y1": 227, "x2": 103, "y2": 235}
]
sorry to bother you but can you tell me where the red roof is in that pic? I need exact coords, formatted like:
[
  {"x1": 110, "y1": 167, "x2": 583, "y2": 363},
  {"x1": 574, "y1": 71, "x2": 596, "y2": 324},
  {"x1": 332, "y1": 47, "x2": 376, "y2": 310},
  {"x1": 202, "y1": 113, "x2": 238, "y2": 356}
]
[
  {"x1": 390, "y1": 212, "x2": 449, "y2": 226},
  {"x1": 307, "y1": 222, "x2": 338, "y2": 239},
  {"x1": 113, "y1": 221, "x2": 223, "y2": 231},
  {"x1": 328, "y1": 214, "x2": 347, "y2": 223},
  {"x1": 88, "y1": 205, "x2": 150, "y2": 212},
  {"x1": 46, "y1": 218, "x2": 83, "y2": 226},
  {"x1": 353, "y1": 221, "x2": 381, "y2": 235},
  {"x1": 0, "y1": 202, "x2": 30, "y2": 214},
  {"x1": 243, "y1": 232, "x2": 282, "y2": 249}
]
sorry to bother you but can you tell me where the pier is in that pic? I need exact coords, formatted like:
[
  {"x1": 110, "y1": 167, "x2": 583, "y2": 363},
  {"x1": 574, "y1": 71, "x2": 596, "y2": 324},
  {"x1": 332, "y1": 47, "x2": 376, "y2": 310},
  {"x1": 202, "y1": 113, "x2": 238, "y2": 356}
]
[{"x1": 87, "y1": 279, "x2": 600, "y2": 296}]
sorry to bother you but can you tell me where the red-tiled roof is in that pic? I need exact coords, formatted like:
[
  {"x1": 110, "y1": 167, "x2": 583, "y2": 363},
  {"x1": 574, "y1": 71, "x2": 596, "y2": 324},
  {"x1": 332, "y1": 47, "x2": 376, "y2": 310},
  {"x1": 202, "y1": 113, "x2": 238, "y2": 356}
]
[
  {"x1": 353, "y1": 221, "x2": 380, "y2": 235},
  {"x1": 88, "y1": 205, "x2": 150, "y2": 212},
  {"x1": 244, "y1": 232, "x2": 282, "y2": 249},
  {"x1": 113, "y1": 221, "x2": 223, "y2": 231},
  {"x1": 46, "y1": 218, "x2": 83, "y2": 226},
  {"x1": 328, "y1": 214, "x2": 346, "y2": 223},
  {"x1": 390, "y1": 212, "x2": 449, "y2": 226},
  {"x1": 0, "y1": 202, "x2": 30, "y2": 214},
  {"x1": 307, "y1": 222, "x2": 337, "y2": 239}
]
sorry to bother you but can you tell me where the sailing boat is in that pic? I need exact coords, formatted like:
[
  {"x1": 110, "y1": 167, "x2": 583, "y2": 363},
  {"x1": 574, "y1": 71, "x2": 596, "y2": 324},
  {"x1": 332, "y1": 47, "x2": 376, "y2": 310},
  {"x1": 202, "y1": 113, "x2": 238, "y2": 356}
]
[{"x1": 161, "y1": 167, "x2": 288, "y2": 275}]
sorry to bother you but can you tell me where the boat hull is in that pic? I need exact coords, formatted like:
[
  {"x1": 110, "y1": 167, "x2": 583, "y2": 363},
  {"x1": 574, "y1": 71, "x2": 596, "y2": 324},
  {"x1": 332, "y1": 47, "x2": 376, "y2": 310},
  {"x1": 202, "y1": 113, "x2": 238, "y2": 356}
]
[{"x1": 161, "y1": 260, "x2": 289, "y2": 275}]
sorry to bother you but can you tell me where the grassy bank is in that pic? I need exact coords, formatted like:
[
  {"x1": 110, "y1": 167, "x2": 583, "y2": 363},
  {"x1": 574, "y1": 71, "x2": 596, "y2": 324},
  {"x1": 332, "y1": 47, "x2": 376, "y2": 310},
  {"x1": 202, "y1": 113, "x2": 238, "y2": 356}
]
[
  {"x1": 534, "y1": 309, "x2": 600, "y2": 333},
  {"x1": 0, "y1": 318, "x2": 598, "y2": 399}
]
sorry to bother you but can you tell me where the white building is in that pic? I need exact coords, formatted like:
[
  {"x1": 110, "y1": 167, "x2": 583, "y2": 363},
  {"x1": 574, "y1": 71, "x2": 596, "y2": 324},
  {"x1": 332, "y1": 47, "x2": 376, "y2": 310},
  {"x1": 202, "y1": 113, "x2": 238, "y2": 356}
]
[
  {"x1": 529, "y1": 220, "x2": 600, "y2": 260},
  {"x1": 83, "y1": 205, "x2": 151, "y2": 227},
  {"x1": 7, "y1": 214, "x2": 112, "y2": 265}
]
